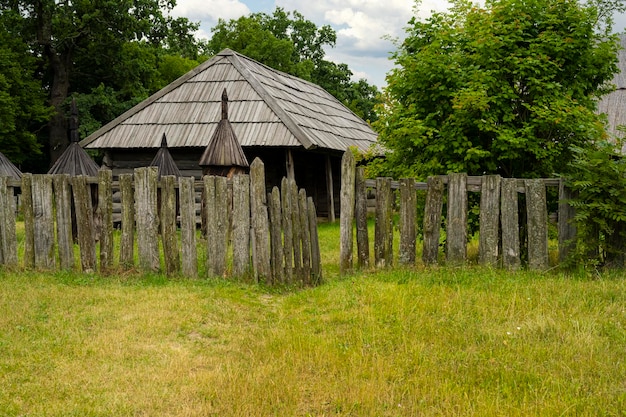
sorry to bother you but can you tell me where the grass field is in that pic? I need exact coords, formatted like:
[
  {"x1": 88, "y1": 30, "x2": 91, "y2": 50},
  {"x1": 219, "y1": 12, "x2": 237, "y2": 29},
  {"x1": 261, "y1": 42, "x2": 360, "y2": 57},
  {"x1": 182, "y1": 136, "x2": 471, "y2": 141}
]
[{"x1": 1, "y1": 222, "x2": 626, "y2": 416}]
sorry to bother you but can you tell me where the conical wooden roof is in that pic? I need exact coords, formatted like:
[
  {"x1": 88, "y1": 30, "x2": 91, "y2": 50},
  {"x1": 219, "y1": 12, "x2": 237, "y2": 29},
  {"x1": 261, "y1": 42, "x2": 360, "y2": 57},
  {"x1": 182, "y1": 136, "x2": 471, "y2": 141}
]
[
  {"x1": 199, "y1": 89, "x2": 249, "y2": 169},
  {"x1": 149, "y1": 133, "x2": 182, "y2": 178},
  {"x1": 48, "y1": 98, "x2": 100, "y2": 176},
  {"x1": 0, "y1": 151, "x2": 22, "y2": 180}
]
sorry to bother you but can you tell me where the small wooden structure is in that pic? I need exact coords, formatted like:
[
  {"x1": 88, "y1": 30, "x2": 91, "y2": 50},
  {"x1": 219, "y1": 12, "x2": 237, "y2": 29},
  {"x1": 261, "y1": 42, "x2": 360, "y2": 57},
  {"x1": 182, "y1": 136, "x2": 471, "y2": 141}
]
[
  {"x1": 199, "y1": 89, "x2": 249, "y2": 177},
  {"x1": 0, "y1": 151, "x2": 22, "y2": 180},
  {"x1": 598, "y1": 34, "x2": 626, "y2": 152},
  {"x1": 150, "y1": 133, "x2": 182, "y2": 179}
]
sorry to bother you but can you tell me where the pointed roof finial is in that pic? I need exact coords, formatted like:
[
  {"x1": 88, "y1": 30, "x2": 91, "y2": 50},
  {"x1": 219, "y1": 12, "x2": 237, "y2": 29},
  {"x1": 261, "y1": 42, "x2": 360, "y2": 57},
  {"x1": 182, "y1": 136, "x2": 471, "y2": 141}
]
[
  {"x1": 221, "y1": 88, "x2": 228, "y2": 120},
  {"x1": 161, "y1": 132, "x2": 168, "y2": 148},
  {"x1": 70, "y1": 97, "x2": 79, "y2": 143}
]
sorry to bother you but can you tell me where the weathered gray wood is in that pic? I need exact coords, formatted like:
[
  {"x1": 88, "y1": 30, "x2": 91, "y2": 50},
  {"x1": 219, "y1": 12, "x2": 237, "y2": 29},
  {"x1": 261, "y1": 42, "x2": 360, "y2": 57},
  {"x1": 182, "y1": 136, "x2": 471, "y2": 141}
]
[
  {"x1": 558, "y1": 179, "x2": 577, "y2": 264},
  {"x1": 525, "y1": 179, "x2": 549, "y2": 271},
  {"x1": 355, "y1": 167, "x2": 370, "y2": 268},
  {"x1": 268, "y1": 187, "x2": 283, "y2": 284},
  {"x1": 98, "y1": 169, "x2": 114, "y2": 271},
  {"x1": 215, "y1": 176, "x2": 229, "y2": 277},
  {"x1": 446, "y1": 173, "x2": 468, "y2": 265},
  {"x1": 72, "y1": 175, "x2": 96, "y2": 272},
  {"x1": 32, "y1": 175, "x2": 55, "y2": 269},
  {"x1": 52, "y1": 175, "x2": 74, "y2": 270},
  {"x1": 478, "y1": 175, "x2": 501, "y2": 266},
  {"x1": 232, "y1": 174, "x2": 251, "y2": 279},
  {"x1": 399, "y1": 178, "x2": 417, "y2": 265},
  {"x1": 134, "y1": 167, "x2": 160, "y2": 272},
  {"x1": 0, "y1": 176, "x2": 17, "y2": 266},
  {"x1": 307, "y1": 197, "x2": 322, "y2": 285},
  {"x1": 374, "y1": 177, "x2": 393, "y2": 268},
  {"x1": 179, "y1": 176, "x2": 198, "y2": 278},
  {"x1": 161, "y1": 175, "x2": 180, "y2": 275},
  {"x1": 501, "y1": 178, "x2": 521, "y2": 270},
  {"x1": 21, "y1": 173, "x2": 35, "y2": 268},
  {"x1": 204, "y1": 175, "x2": 217, "y2": 277},
  {"x1": 119, "y1": 174, "x2": 135, "y2": 267},
  {"x1": 289, "y1": 179, "x2": 302, "y2": 282},
  {"x1": 299, "y1": 189, "x2": 312, "y2": 285},
  {"x1": 422, "y1": 176, "x2": 444, "y2": 265},
  {"x1": 325, "y1": 154, "x2": 336, "y2": 222},
  {"x1": 250, "y1": 158, "x2": 271, "y2": 283},
  {"x1": 339, "y1": 151, "x2": 356, "y2": 274},
  {"x1": 280, "y1": 177, "x2": 293, "y2": 283}
]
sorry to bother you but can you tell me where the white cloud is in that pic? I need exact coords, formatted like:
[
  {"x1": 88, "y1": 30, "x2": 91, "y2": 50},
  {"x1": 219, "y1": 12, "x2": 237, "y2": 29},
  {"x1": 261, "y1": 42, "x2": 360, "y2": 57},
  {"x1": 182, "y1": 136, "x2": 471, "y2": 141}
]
[{"x1": 171, "y1": 0, "x2": 250, "y2": 29}]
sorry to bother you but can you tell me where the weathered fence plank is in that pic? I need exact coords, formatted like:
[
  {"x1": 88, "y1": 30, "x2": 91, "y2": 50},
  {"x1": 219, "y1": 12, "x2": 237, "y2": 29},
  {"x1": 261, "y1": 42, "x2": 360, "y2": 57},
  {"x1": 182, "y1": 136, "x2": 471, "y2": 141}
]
[
  {"x1": 479, "y1": 175, "x2": 501, "y2": 266},
  {"x1": 0, "y1": 176, "x2": 18, "y2": 267},
  {"x1": 308, "y1": 196, "x2": 322, "y2": 285},
  {"x1": 32, "y1": 175, "x2": 55, "y2": 269},
  {"x1": 501, "y1": 178, "x2": 521, "y2": 270},
  {"x1": 340, "y1": 151, "x2": 356, "y2": 274},
  {"x1": 98, "y1": 169, "x2": 114, "y2": 271},
  {"x1": 289, "y1": 179, "x2": 303, "y2": 282},
  {"x1": 179, "y1": 176, "x2": 198, "y2": 278},
  {"x1": 119, "y1": 174, "x2": 134, "y2": 267},
  {"x1": 232, "y1": 174, "x2": 250, "y2": 279},
  {"x1": 422, "y1": 176, "x2": 444, "y2": 265},
  {"x1": 250, "y1": 158, "x2": 271, "y2": 283},
  {"x1": 269, "y1": 187, "x2": 283, "y2": 284},
  {"x1": 52, "y1": 174, "x2": 74, "y2": 270},
  {"x1": 134, "y1": 167, "x2": 160, "y2": 272},
  {"x1": 374, "y1": 177, "x2": 393, "y2": 267},
  {"x1": 558, "y1": 179, "x2": 577, "y2": 265},
  {"x1": 525, "y1": 179, "x2": 549, "y2": 270},
  {"x1": 21, "y1": 173, "x2": 35, "y2": 268},
  {"x1": 281, "y1": 177, "x2": 293, "y2": 283},
  {"x1": 215, "y1": 176, "x2": 229, "y2": 277},
  {"x1": 355, "y1": 167, "x2": 370, "y2": 269},
  {"x1": 446, "y1": 173, "x2": 468, "y2": 265},
  {"x1": 72, "y1": 176, "x2": 96, "y2": 272},
  {"x1": 204, "y1": 176, "x2": 218, "y2": 277},
  {"x1": 161, "y1": 175, "x2": 179, "y2": 275},
  {"x1": 399, "y1": 178, "x2": 417, "y2": 265},
  {"x1": 299, "y1": 188, "x2": 312, "y2": 285}
]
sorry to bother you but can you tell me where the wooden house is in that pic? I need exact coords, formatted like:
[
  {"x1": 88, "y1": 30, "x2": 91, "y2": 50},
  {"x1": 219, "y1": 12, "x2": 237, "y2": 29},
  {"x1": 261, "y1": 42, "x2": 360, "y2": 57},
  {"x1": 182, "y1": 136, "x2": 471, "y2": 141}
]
[
  {"x1": 598, "y1": 34, "x2": 626, "y2": 152},
  {"x1": 79, "y1": 49, "x2": 378, "y2": 219}
]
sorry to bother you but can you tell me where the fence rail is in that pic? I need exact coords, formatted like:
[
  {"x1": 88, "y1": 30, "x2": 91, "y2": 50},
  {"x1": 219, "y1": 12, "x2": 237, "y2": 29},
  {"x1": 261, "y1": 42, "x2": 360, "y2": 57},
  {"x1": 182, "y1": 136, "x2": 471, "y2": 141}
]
[{"x1": 0, "y1": 158, "x2": 322, "y2": 285}]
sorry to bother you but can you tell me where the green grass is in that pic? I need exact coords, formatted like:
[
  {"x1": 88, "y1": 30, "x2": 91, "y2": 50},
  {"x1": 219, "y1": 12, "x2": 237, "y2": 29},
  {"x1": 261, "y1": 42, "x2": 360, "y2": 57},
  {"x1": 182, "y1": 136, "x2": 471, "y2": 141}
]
[{"x1": 1, "y1": 222, "x2": 626, "y2": 415}]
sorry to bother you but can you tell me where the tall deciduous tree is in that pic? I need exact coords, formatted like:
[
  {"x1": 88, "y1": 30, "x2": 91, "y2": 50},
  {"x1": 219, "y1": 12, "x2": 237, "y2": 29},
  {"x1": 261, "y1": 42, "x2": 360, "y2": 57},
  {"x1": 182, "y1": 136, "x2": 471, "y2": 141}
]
[{"x1": 374, "y1": 0, "x2": 621, "y2": 179}]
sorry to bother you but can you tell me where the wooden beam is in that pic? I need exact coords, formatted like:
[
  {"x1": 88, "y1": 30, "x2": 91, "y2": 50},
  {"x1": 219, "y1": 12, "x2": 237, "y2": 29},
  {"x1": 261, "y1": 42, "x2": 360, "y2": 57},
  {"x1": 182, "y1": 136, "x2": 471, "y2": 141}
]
[{"x1": 326, "y1": 155, "x2": 336, "y2": 222}]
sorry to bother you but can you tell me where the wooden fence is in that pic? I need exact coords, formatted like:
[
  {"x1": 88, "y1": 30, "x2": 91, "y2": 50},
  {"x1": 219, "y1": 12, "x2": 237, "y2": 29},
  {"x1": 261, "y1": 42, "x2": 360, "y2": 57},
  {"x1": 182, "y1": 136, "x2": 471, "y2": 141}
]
[
  {"x1": 0, "y1": 158, "x2": 322, "y2": 286},
  {"x1": 339, "y1": 151, "x2": 576, "y2": 274}
]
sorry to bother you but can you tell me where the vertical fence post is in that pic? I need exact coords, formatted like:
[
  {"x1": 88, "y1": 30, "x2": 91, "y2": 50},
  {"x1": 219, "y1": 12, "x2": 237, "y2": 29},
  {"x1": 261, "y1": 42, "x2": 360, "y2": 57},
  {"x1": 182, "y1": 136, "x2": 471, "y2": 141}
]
[
  {"x1": 250, "y1": 158, "x2": 271, "y2": 283},
  {"x1": 308, "y1": 196, "x2": 322, "y2": 285},
  {"x1": 179, "y1": 176, "x2": 198, "y2": 278},
  {"x1": 232, "y1": 174, "x2": 251, "y2": 279},
  {"x1": 281, "y1": 177, "x2": 293, "y2": 283},
  {"x1": 501, "y1": 178, "x2": 521, "y2": 270},
  {"x1": 525, "y1": 179, "x2": 549, "y2": 270},
  {"x1": 119, "y1": 174, "x2": 135, "y2": 267},
  {"x1": 479, "y1": 175, "x2": 501, "y2": 266},
  {"x1": 53, "y1": 174, "x2": 74, "y2": 270},
  {"x1": 98, "y1": 169, "x2": 114, "y2": 272},
  {"x1": 446, "y1": 173, "x2": 468, "y2": 265},
  {"x1": 161, "y1": 175, "x2": 179, "y2": 275},
  {"x1": 299, "y1": 189, "x2": 312, "y2": 285},
  {"x1": 134, "y1": 167, "x2": 159, "y2": 272},
  {"x1": 72, "y1": 175, "x2": 96, "y2": 272},
  {"x1": 340, "y1": 151, "x2": 356, "y2": 275},
  {"x1": 289, "y1": 179, "x2": 302, "y2": 282},
  {"x1": 0, "y1": 176, "x2": 17, "y2": 267},
  {"x1": 32, "y1": 175, "x2": 55, "y2": 269},
  {"x1": 21, "y1": 173, "x2": 35, "y2": 268},
  {"x1": 374, "y1": 177, "x2": 393, "y2": 267},
  {"x1": 399, "y1": 178, "x2": 417, "y2": 265},
  {"x1": 422, "y1": 176, "x2": 444, "y2": 265},
  {"x1": 355, "y1": 167, "x2": 370, "y2": 269},
  {"x1": 558, "y1": 178, "x2": 577, "y2": 265},
  {"x1": 268, "y1": 186, "x2": 283, "y2": 284}
]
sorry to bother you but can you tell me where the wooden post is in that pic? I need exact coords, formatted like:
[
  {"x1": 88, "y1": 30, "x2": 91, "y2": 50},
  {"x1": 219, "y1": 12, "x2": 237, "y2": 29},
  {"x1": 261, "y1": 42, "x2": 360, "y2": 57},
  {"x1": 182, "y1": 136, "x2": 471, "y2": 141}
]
[
  {"x1": 250, "y1": 158, "x2": 271, "y2": 283},
  {"x1": 501, "y1": 178, "x2": 521, "y2": 270},
  {"x1": 478, "y1": 175, "x2": 501, "y2": 266},
  {"x1": 285, "y1": 149, "x2": 295, "y2": 181},
  {"x1": 215, "y1": 176, "x2": 229, "y2": 277},
  {"x1": 399, "y1": 178, "x2": 417, "y2": 265},
  {"x1": 558, "y1": 178, "x2": 577, "y2": 265},
  {"x1": 72, "y1": 175, "x2": 96, "y2": 272},
  {"x1": 446, "y1": 173, "x2": 468, "y2": 265},
  {"x1": 299, "y1": 189, "x2": 312, "y2": 285},
  {"x1": 326, "y1": 154, "x2": 336, "y2": 222},
  {"x1": 525, "y1": 179, "x2": 549, "y2": 270},
  {"x1": 53, "y1": 174, "x2": 74, "y2": 270},
  {"x1": 204, "y1": 175, "x2": 217, "y2": 277},
  {"x1": 98, "y1": 169, "x2": 114, "y2": 272},
  {"x1": 289, "y1": 179, "x2": 302, "y2": 282},
  {"x1": 308, "y1": 197, "x2": 322, "y2": 285},
  {"x1": 179, "y1": 176, "x2": 198, "y2": 278},
  {"x1": 119, "y1": 174, "x2": 135, "y2": 267},
  {"x1": 32, "y1": 175, "x2": 55, "y2": 269},
  {"x1": 422, "y1": 176, "x2": 444, "y2": 265},
  {"x1": 134, "y1": 167, "x2": 160, "y2": 272},
  {"x1": 21, "y1": 173, "x2": 35, "y2": 268},
  {"x1": 161, "y1": 175, "x2": 180, "y2": 275},
  {"x1": 232, "y1": 174, "x2": 251, "y2": 279},
  {"x1": 355, "y1": 167, "x2": 370, "y2": 268},
  {"x1": 0, "y1": 176, "x2": 17, "y2": 267},
  {"x1": 340, "y1": 151, "x2": 356, "y2": 274},
  {"x1": 269, "y1": 186, "x2": 283, "y2": 284},
  {"x1": 374, "y1": 177, "x2": 393, "y2": 268},
  {"x1": 281, "y1": 177, "x2": 293, "y2": 283}
]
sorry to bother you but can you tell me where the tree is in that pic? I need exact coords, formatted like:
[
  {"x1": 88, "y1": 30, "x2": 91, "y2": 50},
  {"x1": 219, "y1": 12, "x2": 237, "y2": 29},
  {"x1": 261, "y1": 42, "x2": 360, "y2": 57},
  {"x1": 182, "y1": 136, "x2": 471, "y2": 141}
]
[
  {"x1": 0, "y1": 0, "x2": 202, "y2": 166},
  {"x1": 207, "y1": 7, "x2": 379, "y2": 123},
  {"x1": 374, "y1": 0, "x2": 621, "y2": 179}
]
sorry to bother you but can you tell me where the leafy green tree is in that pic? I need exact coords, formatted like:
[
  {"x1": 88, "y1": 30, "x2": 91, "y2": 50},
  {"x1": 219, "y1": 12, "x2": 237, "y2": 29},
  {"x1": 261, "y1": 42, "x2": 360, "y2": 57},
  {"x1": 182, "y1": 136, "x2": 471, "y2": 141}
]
[{"x1": 374, "y1": 0, "x2": 621, "y2": 179}]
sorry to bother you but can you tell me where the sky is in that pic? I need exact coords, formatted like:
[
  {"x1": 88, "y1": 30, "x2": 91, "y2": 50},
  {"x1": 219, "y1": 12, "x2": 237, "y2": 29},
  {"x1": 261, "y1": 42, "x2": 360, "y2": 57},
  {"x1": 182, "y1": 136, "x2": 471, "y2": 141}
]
[{"x1": 170, "y1": 0, "x2": 626, "y2": 89}]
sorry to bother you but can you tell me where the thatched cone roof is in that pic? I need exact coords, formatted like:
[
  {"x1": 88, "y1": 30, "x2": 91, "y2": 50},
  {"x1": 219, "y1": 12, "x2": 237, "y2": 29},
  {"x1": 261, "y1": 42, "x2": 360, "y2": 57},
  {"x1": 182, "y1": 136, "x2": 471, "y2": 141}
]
[
  {"x1": 0, "y1": 151, "x2": 22, "y2": 180},
  {"x1": 149, "y1": 133, "x2": 182, "y2": 178},
  {"x1": 199, "y1": 89, "x2": 249, "y2": 176}
]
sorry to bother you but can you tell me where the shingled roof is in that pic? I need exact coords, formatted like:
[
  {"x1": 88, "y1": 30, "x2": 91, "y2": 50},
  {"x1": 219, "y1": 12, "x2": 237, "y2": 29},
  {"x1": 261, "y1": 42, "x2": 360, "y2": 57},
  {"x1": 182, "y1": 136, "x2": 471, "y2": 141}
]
[
  {"x1": 79, "y1": 49, "x2": 378, "y2": 153},
  {"x1": 0, "y1": 151, "x2": 22, "y2": 180},
  {"x1": 149, "y1": 133, "x2": 182, "y2": 178},
  {"x1": 598, "y1": 34, "x2": 626, "y2": 151}
]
